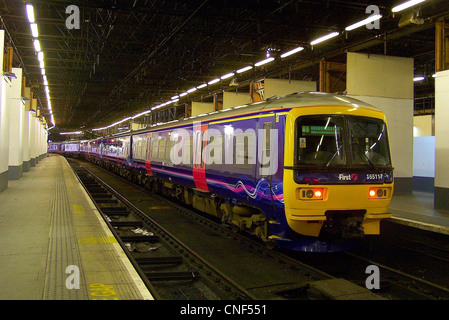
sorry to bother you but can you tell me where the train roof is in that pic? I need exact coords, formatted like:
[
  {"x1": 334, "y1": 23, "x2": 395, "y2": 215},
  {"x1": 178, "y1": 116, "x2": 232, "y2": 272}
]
[{"x1": 96, "y1": 92, "x2": 381, "y2": 139}]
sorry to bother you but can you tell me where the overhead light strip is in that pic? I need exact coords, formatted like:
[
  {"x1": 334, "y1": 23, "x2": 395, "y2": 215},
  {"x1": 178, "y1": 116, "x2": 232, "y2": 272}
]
[
  {"x1": 26, "y1": 3, "x2": 54, "y2": 127},
  {"x1": 392, "y1": 0, "x2": 426, "y2": 13},
  {"x1": 345, "y1": 14, "x2": 383, "y2": 31},
  {"x1": 310, "y1": 31, "x2": 340, "y2": 46},
  {"x1": 280, "y1": 46, "x2": 304, "y2": 58}
]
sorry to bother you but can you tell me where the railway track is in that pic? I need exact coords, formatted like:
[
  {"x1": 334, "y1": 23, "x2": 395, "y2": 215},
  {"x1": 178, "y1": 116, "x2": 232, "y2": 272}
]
[
  {"x1": 289, "y1": 222, "x2": 449, "y2": 300},
  {"x1": 68, "y1": 159, "x2": 256, "y2": 300},
  {"x1": 68, "y1": 157, "x2": 449, "y2": 300},
  {"x1": 68, "y1": 158, "x2": 387, "y2": 300}
]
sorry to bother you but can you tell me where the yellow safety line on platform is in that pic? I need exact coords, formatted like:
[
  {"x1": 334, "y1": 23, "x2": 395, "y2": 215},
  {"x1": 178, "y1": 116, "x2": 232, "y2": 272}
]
[
  {"x1": 73, "y1": 205, "x2": 85, "y2": 215},
  {"x1": 77, "y1": 236, "x2": 118, "y2": 244}
]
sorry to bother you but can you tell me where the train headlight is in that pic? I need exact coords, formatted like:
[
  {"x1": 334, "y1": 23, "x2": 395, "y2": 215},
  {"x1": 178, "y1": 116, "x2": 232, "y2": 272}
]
[
  {"x1": 369, "y1": 187, "x2": 389, "y2": 199},
  {"x1": 298, "y1": 188, "x2": 325, "y2": 200}
]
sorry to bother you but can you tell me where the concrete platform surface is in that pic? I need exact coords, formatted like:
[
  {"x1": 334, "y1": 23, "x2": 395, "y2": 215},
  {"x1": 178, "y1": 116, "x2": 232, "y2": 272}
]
[
  {"x1": 389, "y1": 191, "x2": 449, "y2": 235},
  {"x1": 0, "y1": 155, "x2": 153, "y2": 300}
]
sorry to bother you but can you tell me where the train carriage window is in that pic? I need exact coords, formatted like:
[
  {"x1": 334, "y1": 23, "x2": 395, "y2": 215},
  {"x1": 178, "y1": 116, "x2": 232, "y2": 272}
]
[
  {"x1": 234, "y1": 130, "x2": 256, "y2": 169},
  {"x1": 158, "y1": 138, "x2": 167, "y2": 160},
  {"x1": 207, "y1": 135, "x2": 223, "y2": 166},
  {"x1": 152, "y1": 137, "x2": 159, "y2": 160},
  {"x1": 182, "y1": 136, "x2": 192, "y2": 165},
  {"x1": 165, "y1": 138, "x2": 174, "y2": 162},
  {"x1": 146, "y1": 137, "x2": 151, "y2": 161}
]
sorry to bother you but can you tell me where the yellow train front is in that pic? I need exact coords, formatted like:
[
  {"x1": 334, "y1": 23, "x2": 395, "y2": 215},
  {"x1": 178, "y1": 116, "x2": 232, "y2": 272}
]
[{"x1": 278, "y1": 95, "x2": 393, "y2": 251}]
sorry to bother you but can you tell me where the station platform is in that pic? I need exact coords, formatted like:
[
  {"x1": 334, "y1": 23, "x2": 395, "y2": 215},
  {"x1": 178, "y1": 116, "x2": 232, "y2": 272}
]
[
  {"x1": 389, "y1": 191, "x2": 449, "y2": 235},
  {"x1": 0, "y1": 154, "x2": 153, "y2": 300},
  {"x1": 1, "y1": 154, "x2": 448, "y2": 299}
]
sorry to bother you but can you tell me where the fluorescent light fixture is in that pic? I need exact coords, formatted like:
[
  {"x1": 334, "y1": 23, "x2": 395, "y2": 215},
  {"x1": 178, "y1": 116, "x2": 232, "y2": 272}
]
[
  {"x1": 43, "y1": 79, "x2": 48, "y2": 86},
  {"x1": 196, "y1": 83, "x2": 207, "y2": 89},
  {"x1": 26, "y1": 4, "x2": 35, "y2": 23},
  {"x1": 39, "y1": 60, "x2": 45, "y2": 69},
  {"x1": 310, "y1": 31, "x2": 340, "y2": 45},
  {"x1": 413, "y1": 76, "x2": 425, "y2": 81},
  {"x1": 37, "y1": 51, "x2": 44, "y2": 62},
  {"x1": 220, "y1": 72, "x2": 235, "y2": 80},
  {"x1": 208, "y1": 78, "x2": 220, "y2": 85},
  {"x1": 432, "y1": 73, "x2": 437, "y2": 78},
  {"x1": 45, "y1": 86, "x2": 50, "y2": 94},
  {"x1": 392, "y1": 0, "x2": 426, "y2": 13},
  {"x1": 254, "y1": 57, "x2": 275, "y2": 67},
  {"x1": 280, "y1": 46, "x2": 304, "y2": 58},
  {"x1": 30, "y1": 23, "x2": 38, "y2": 37},
  {"x1": 187, "y1": 87, "x2": 197, "y2": 93},
  {"x1": 179, "y1": 92, "x2": 188, "y2": 97},
  {"x1": 171, "y1": 95, "x2": 179, "y2": 100},
  {"x1": 33, "y1": 39, "x2": 41, "y2": 52},
  {"x1": 132, "y1": 110, "x2": 152, "y2": 119},
  {"x1": 41, "y1": 68, "x2": 45, "y2": 76},
  {"x1": 236, "y1": 66, "x2": 253, "y2": 73},
  {"x1": 60, "y1": 131, "x2": 83, "y2": 135},
  {"x1": 345, "y1": 14, "x2": 383, "y2": 31},
  {"x1": 43, "y1": 75, "x2": 47, "y2": 82}
]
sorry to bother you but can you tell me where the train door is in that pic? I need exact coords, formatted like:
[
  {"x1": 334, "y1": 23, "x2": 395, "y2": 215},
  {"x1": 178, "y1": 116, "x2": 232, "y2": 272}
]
[
  {"x1": 193, "y1": 124, "x2": 209, "y2": 192},
  {"x1": 145, "y1": 133, "x2": 153, "y2": 175},
  {"x1": 257, "y1": 117, "x2": 277, "y2": 199}
]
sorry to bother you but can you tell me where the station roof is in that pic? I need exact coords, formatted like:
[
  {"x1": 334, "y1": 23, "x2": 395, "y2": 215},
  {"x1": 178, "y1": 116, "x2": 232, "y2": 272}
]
[{"x1": 0, "y1": 0, "x2": 447, "y2": 134}]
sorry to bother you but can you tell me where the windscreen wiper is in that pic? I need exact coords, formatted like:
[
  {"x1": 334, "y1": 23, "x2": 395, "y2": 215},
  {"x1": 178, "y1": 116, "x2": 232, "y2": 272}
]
[
  {"x1": 359, "y1": 149, "x2": 376, "y2": 169},
  {"x1": 325, "y1": 144, "x2": 343, "y2": 168}
]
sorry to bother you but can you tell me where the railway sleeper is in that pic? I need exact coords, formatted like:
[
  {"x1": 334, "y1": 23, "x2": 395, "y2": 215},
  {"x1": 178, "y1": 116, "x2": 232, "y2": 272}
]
[
  {"x1": 135, "y1": 256, "x2": 183, "y2": 265},
  {"x1": 145, "y1": 271, "x2": 200, "y2": 281}
]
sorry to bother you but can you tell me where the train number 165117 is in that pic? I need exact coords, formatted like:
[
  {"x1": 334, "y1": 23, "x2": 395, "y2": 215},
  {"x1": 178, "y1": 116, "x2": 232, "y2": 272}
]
[{"x1": 366, "y1": 173, "x2": 383, "y2": 180}]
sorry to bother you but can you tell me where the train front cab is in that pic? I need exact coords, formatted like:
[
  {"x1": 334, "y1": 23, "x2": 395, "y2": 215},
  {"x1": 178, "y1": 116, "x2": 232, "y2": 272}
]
[{"x1": 282, "y1": 105, "x2": 393, "y2": 245}]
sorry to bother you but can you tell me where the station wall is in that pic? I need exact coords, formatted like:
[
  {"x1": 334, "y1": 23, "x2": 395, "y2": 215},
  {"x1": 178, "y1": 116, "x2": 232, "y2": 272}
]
[
  {"x1": 413, "y1": 115, "x2": 433, "y2": 137},
  {"x1": 0, "y1": 30, "x2": 9, "y2": 191},
  {"x1": 264, "y1": 78, "x2": 316, "y2": 99},
  {"x1": 434, "y1": 69, "x2": 449, "y2": 209},
  {"x1": 347, "y1": 52, "x2": 414, "y2": 193}
]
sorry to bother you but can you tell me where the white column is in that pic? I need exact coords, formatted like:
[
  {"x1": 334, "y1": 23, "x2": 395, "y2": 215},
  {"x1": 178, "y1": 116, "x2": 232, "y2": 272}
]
[
  {"x1": 22, "y1": 87, "x2": 31, "y2": 172},
  {"x1": 8, "y1": 68, "x2": 23, "y2": 180},
  {"x1": 29, "y1": 101, "x2": 36, "y2": 167},
  {"x1": 434, "y1": 69, "x2": 449, "y2": 210},
  {"x1": 0, "y1": 30, "x2": 10, "y2": 191},
  {"x1": 35, "y1": 117, "x2": 40, "y2": 164},
  {"x1": 346, "y1": 52, "x2": 414, "y2": 193}
]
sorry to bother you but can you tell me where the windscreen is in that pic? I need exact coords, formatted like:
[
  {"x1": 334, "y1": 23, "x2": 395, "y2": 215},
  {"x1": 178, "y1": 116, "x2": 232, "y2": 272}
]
[{"x1": 296, "y1": 115, "x2": 391, "y2": 168}]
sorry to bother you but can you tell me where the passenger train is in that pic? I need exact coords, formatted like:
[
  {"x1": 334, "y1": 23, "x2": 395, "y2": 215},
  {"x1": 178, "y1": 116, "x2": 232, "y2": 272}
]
[{"x1": 50, "y1": 92, "x2": 394, "y2": 252}]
